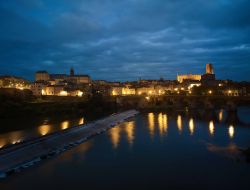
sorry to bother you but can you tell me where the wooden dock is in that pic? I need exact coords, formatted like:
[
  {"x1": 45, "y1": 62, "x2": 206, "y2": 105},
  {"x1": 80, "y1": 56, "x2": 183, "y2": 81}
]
[{"x1": 0, "y1": 110, "x2": 139, "y2": 178}]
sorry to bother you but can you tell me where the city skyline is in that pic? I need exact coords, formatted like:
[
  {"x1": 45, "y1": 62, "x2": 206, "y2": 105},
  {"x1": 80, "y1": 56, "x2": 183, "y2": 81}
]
[{"x1": 0, "y1": 0, "x2": 250, "y2": 81}]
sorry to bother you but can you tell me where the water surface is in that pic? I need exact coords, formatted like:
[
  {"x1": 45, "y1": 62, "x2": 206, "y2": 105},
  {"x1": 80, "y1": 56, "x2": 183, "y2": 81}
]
[{"x1": 1, "y1": 109, "x2": 250, "y2": 190}]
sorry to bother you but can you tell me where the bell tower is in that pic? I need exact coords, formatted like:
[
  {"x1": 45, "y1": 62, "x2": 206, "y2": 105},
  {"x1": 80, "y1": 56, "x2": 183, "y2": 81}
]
[{"x1": 206, "y1": 63, "x2": 214, "y2": 74}]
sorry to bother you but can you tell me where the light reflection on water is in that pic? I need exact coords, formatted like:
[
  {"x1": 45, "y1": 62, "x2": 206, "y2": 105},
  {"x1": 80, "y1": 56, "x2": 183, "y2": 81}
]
[
  {"x1": 177, "y1": 115, "x2": 182, "y2": 133},
  {"x1": 110, "y1": 127, "x2": 121, "y2": 149},
  {"x1": 219, "y1": 109, "x2": 224, "y2": 122},
  {"x1": 0, "y1": 116, "x2": 85, "y2": 149},
  {"x1": 79, "y1": 117, "x2": 84, "y2": 125},
  {"x1": 229, "y1": 125, "x2": 235, "y2": 138},
  {"x1": 0, "y1": 139, "x2": 6, "y2": 148},
  {"x1": 109, "y1": 121, "x2": 135, "y2": 148},
  {"x1": 61, "y1": 121, "x2": 69, "y2": 130},
  {"x1": 1, "y1": 111, "x2": 250, "y2": 190},
  {"x1": 38, "y1": 124, "x2": 51, "y2": 136},
  {"x1": 209, "y1": 121, "x2": 215, "y2": 136},
  {"x1": 148, "y1": 113, "x2": 155, "y2": 138},
  {"x1": 125, "y1": 121, "x2": 135, "y2": 145},
  {"x1": 0, "y1": 111, "x2": 240, "y2": 151},
  {"x1": 189, "y1": 118, "x2": 195, "y2": 135},
  {"x1": 158, "y1": 113, "x2": 168, "y2": 136},
  {"x1": 144, "y1": 113, "x2": 237, "y2": 141}
]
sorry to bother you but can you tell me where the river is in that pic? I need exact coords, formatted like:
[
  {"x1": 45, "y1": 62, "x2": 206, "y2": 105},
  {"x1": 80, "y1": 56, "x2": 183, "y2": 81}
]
[{"x1": 1, "y1": 108, "x2": 250, "y2": 189}]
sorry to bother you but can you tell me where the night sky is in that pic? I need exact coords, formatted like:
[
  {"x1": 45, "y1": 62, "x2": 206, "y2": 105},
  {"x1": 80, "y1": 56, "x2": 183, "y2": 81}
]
[{"x1": 0, "y1": 0, "x2": 250, "y2": 81}]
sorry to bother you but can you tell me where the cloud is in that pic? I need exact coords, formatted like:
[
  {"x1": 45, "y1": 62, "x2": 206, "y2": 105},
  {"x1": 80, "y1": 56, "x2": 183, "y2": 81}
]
[{"x1": 0, "y1": 0, "x2": 250, "y2": 81}]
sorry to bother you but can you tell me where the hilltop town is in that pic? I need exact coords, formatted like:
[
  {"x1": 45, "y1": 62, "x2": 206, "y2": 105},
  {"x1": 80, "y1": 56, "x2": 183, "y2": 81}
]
[{"x1": 1, "y1": 63, "x2": 250, "y2": 98}]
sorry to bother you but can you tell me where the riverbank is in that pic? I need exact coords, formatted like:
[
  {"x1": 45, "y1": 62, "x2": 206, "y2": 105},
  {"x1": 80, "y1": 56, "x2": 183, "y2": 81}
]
[
  {"x1": 2, "y1": 89, "x2": 250, "y2": 118},
  {"x1": 0, "y1": 93, "x2": 117, "y2": 118}
]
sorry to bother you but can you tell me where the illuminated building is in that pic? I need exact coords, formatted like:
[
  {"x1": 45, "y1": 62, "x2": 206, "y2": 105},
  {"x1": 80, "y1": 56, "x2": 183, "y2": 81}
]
[
  {"x1": 35, "y1": 68, "x2": 91, "y2": 85},
  {"x1": 188, "y1": 82, "x2": 201, "y2": 90},
  {"x1": 136, "y1": 87, "x2": 155, "y2": 95},
  {"x1": 111, "y1": 87, "x2": 136, "y2": 96},
  {"x1": 69, "y1": 67, "x2": 91, "y2": 84},
  {"x1": 43, "y1": 85, "x2": 65, "y2": 96},
  {"x1": 224, "y1": 89, "x2": 239, "y2": 96},
  {"x1": 35, "y1": 71, "x2": 50, "y2": 81},
  {"x1": 177, "y1": 74, "x2": 202, "y2": 83},
  {"x1": 30, "y1": 81, "x2": 48, "y2": 95},
  {"x1": 41, "y1": 85, "x2": 83, "y2": 97},
  {"x1": 201, "y1": 63, "x2": 216, "y2": 84},
  {"x1": 177, "y1": 63, "x2": 216, "y2": 83},
  {"x1": 0, "y1": 76, "x2": 30, "y2": 90},
  {"x1": 32, "y1": 68, "x2": 91, "y2": 96},
  {"x1": 206, "y1": 63, "x2": 214, "y2": 74},
  {"x1": 49, "y1": 74, "x2": 68, "y2": 84},
  {"x1": 70, "y1": 75, "x2": 91, "y2": 84},
  {"x1": 136, "y1": 86, "x2": 168, "y2": 96},
  {"x1": 68, "y1": 90, "x2": 84, "y2": 97}
]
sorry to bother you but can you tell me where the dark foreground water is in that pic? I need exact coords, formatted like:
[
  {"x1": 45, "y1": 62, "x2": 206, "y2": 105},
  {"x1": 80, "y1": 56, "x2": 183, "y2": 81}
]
[{"x1": 1, "y1": 109, "x2": 250, "y2": 190}]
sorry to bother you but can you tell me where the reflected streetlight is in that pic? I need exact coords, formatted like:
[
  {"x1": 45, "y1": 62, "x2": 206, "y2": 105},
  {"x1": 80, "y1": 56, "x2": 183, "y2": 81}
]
[
  {"x1": 38, "y1": 124, "x2": 51, "y2": 136},
  {"x1": 125, "y1": 121, "x2": 135, "y2": 146},
  {"x1": 110, "y1": 127, "x2": 121, "y2": 149},
  {"x1": 177, "y1": 115, "x2": 182, "y2": 133},
  {"x1": 79, "y1": 117, "x2": 84, "y2": 125},
  {"x1": 219, "y1": 110, "x2": 223, "y2": 122},
  {"x1": 158, "y1": 113, "x2": 168, "y2": 136},
  {"x1": 163, "y1": 114, "x2": 168, "y2": 133},
  {"x1": 158, "y1": 113, "x2": 163, "y2": 136},
  {"x1": 0, "y1": 139, "x2": 6, "y2": 149},
  {"x1": 209, "y1": 121, "x2": 215, "y2": 136},
  {"x1": 61, "y1": 121, "x2": 69, "y2": 130},
  {"x1": 229, "y1": 125, "x2": 235, "y2": 139},
  {"x1": 148, "y1": 113, "x2": 155, "y2": 138},
  {"x1": 10, "y1": 132, "x2": 23, "y2": 145},
  {"x1": 189, "y1": 118, "x2": 194, "y2": 135}
]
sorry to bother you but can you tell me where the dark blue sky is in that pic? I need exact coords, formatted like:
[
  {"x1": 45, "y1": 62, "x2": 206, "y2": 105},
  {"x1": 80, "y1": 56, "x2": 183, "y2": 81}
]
[{"x1": 0, "y1": 0, "x2": 250, "y2": 81}]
